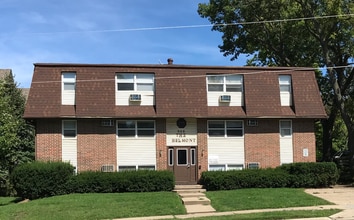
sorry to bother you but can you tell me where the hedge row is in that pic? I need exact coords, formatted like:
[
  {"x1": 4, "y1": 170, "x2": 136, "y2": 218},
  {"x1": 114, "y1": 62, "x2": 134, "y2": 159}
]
[
  {"x1": 200, "y1": 162, "x2": 339, "y2": 191},
  {"x1": 11, "y1": 162, "x2": 175, "y2": 200}
]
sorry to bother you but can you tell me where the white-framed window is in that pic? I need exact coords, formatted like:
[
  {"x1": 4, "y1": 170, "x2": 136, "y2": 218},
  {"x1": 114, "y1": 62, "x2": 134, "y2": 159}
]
[
  {"x1": 207, "y1": 75, "x2": 243, "y2": 92},
  {"x1": 208, "y1": 120, "x2": 244, "y2": 137},
  {"x1": 209, "y1": 164, "x2": 226, "y2": 171},
  {"x1": 279, "y1": 75, "x2": 292, "y2": 106},
  {"x1": 61, "y1": 72, "x2": 76, "y2": 105},
  {"x1": 116, "y1": 73, "x2": 154, "y2": 91},
  {"x1": 117, "y1": 120, "x2": 155, "y2": 138},
  {"x1": 118, "y1": 165, "x2": 155, "y2": 171},
  {"x1": 280, "y1": 120, "x2": 292, "y2": 137},
  {"x1": 62, "y1": 120, "x2": 77, "y2": 138},
  {"x1": 209, "y1": 164, "x2": 244, "y2": 171}
]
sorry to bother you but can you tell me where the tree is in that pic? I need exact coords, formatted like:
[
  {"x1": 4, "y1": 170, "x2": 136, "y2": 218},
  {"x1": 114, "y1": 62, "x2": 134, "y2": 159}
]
[
  {"x1": 0, "y1": 71, "x2": 34, "y2": 195},
  {"x1": 198, "y1": 0, "x2": 354, "y2": 162}
]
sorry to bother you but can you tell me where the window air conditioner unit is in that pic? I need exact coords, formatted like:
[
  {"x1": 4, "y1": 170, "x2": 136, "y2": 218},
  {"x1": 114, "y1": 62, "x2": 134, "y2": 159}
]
[
  {"x1": 101, "y1": 165, "x2": 114, "y2": 172},
  {"x1": 247, "y1": 162, "x2": 260, "y2": 169},
  {"x1": 219, "y1": 95, "x2": 231, "y2": 102},
  {"x1": 247, "y1": 119, "x2": 258, "y2": 127},
  {"x1": 129, "y1": 94, "x2": 141, "y2": 101},
  {"x1": 101, "y1": 119, "x2": 114, "y2": 127}
]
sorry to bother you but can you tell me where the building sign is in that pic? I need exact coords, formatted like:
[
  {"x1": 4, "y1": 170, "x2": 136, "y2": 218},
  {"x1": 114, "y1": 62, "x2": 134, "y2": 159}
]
[{"x1": 166, "y1": 118, "x2": 197, "y2": 146}]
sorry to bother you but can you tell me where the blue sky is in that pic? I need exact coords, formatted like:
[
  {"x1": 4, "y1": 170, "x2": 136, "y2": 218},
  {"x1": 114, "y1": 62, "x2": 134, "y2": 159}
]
[{"x1": 0, "y1": 0, "x2": 247, "y2": 88}]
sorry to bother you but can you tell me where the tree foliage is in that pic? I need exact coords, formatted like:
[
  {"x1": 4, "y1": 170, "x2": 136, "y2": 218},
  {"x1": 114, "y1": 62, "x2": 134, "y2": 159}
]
[
  {"x1": 0, "y1": 71, "x2": 34, "y2": 195},
  {"x1": 198, "y1": 0, "x2": 354, "y2": 161}
]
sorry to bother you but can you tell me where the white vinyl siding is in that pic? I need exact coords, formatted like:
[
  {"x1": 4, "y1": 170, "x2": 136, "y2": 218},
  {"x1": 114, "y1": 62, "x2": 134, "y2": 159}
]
[
  {"x1": 279, "y1": 75, "x2": 292, "y2": 106},
  {"x1": 116, "y1": 139, "x2": 156, "y2": 168},
  {"x1": 61, "y1": 72, "x2": 76, "y2": 105},
  {"x1": 166, "y1": 118, "x2": 197, "y2": 146},
  {"x1": 116, "y1": 73, "x2": 154, "y2": 106},
  {"x1": 280, "y1": 120, "x2": 293, "y2": 164},
  {"x1": 207, "y1": 75, "x2": 243, "y2": 106},
  {"x1": 62, "y1": 120, "x2": 77, "y2": 170},
  {"x1": 116, "y1": 120, "x2": 156, "y2": 170},
  {"x1": 207, "y1": 120, "x2": 245, "y2": 170},
  {"x1": 208, "y1": 138, "x2": 245, "y2": 170}
]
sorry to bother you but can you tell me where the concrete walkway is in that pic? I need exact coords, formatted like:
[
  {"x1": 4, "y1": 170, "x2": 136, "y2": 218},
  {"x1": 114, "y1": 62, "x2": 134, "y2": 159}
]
[{"x1": 114, "y1": 185, "x2": 354, "y2": 220}]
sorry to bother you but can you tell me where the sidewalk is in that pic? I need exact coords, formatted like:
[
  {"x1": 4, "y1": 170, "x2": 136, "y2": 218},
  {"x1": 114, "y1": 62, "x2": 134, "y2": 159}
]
[{"x1": 114, "y1": 185, "x2": 354, "y2": 220}]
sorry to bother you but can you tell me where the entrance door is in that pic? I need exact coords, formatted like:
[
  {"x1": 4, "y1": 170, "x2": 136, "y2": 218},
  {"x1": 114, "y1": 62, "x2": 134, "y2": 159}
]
[{"x1": 168, "y1": 147, "x2": 197, "y2": 184}]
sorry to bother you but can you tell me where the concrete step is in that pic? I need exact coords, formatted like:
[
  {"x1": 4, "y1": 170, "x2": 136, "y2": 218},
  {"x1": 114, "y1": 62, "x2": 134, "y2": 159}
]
[
  {"x1": 173, "y1": 188, "x2": 206, "y2": 194},
  {"x1": 174, "y1": 185, "x2": 203, "y2": 190},
  {"x1": 178, "y1": 192, "x2": 206, "y2": 198},
  {"x1": 184, "y1": 204, "x2": 216, "y2": 214},
  {"x1": 182, "y1": 196, "x2": 211, "y2": 205}
]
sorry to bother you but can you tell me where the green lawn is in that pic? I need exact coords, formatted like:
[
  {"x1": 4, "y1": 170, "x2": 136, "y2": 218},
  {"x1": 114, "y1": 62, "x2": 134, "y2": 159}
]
[
  {"x1": 0, "y1": 192, "x2": 185, "y2": 220},
  {"x1": 0, "y1": 188, "x2": 339, "y2": 220},
  {"x1": 206, "y1": 188, "x2": 333, "y2": 211}
]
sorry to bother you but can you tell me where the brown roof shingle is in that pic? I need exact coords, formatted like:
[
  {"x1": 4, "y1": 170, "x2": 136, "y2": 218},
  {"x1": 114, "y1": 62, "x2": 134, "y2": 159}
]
[{"x1": 24, "y1": 63, "x2": 327, "y2": 119}]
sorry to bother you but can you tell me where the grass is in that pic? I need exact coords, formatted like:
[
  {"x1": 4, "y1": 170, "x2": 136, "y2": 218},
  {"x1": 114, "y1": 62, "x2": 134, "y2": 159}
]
[
  {"x1": 0, "y1": 188, "x2": 339, "y2": 220},
  {"x1": 0, "y1": 192, "x2": 185, "y2": 220},
  {"x1": 206, "y1": 188, "x2": 332, "y2": 211}
]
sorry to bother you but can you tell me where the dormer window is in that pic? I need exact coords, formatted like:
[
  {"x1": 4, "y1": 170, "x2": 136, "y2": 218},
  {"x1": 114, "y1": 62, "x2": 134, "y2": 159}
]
[
  {"x1": 206, "y1": 74, "x2": 243, "y2": 106},
  {"x1": 61, "y1": 72, "x2": 76, "y2": 105},
  {"x1": 279, "y1": 75, "x2": 292, "y2": 106}
]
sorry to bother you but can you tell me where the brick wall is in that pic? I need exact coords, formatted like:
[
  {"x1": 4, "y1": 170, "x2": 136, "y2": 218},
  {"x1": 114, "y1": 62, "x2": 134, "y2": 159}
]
[
  {"x1": 156, "y1": 118, "x2": 167, "y2": 170},
  {"x1": 77, "y1": 119, "x2": 116, "y2": 172},
  {"x1": 197, "y1": 119, "x2": 208, "y2": 179},
  {"x1": 35, "y1": 119, "x2": 62, "y2": 161},
  {"x1": 244, "y1": 119, "x2": 280, "y2": 168},
  {"x1": 293, "y1": 119, "x2": 316, "y2": 162},
  {"x1": 35, "y1": 118, "x2": 316, "y2": 176}
]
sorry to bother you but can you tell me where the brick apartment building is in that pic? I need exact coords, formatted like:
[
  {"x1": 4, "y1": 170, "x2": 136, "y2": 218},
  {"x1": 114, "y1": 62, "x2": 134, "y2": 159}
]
[{"x1": 24, "y1": 61, "x2": 326, "y2": 184}]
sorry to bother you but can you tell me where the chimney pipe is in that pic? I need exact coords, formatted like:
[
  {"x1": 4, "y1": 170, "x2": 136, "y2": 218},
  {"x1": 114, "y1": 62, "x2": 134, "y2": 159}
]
[{"x1": 167, "y1": 58, "x2": 173, "y2": 65}]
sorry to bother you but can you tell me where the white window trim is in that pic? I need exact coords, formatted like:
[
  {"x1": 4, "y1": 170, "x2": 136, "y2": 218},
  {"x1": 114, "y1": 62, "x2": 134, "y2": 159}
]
[
  {"x1": 116, "y1": 73, "x2": 154, "y2": 92},
  {"x1": 62, "y1": 120, "x2": 77, "y2": 139},
  {"x1": 207, "y1": 120, "x2": 244, "y2": 138},
  {"x1": 207, "y1": 75, "x2": 243, "y2": 92},
  {"x1": 116, "y1": 120, "x2": 156, "y2": 138},
  {"x1": 279, "y1": 120, "x2": 292, "y2": 137},
  {"x1": 61, "y1": 72, "x2": 76, "y2": 105}
]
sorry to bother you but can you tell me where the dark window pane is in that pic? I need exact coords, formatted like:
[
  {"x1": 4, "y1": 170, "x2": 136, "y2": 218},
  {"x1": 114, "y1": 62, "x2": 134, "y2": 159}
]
[
  {"x1": 137, "y1": 121, "x2": 154, "y2": 129},
  {"x1": 208, "y1": 130, "x2": 225, "y2": 137},
  {"x1": 227, "y1": 129, "x2": 243, "y2": 137},
  {"x1": 177, "y1": 150, "x2": 187, "y2": 165},
  {"x1": 118, "y1": 130, "x2": 135, "y2": 137},
  {"x1": 117, "y1": 83, "x2": 134, "y2": 90},
  {"x1": 208, "y1": 121, "x2": 224, "y2": 128},
  {"x1": 64, "y1": 130, "x2": 76, "y2": 138},
  {"x1": 227, "y1": 121, "x2": 243, "y2": 128},
  {"x1": 137, "y1": 130, "x2": 154, "y2": 136},
  {"x1": 191, "y1": 149, "x2": 195, "y2": 165},
  {"x1": 208, "y1": 84, "x2": 223, "y2": 91},
  {"x1": 118, "y1": 121, "x2": 135, "y2": 129},
  {"x1": 226, "y1": 84, "x2": 242, "y2": 92},
  {"x1": 168, "y1": 149, "x2": 173, "y2": 166}
]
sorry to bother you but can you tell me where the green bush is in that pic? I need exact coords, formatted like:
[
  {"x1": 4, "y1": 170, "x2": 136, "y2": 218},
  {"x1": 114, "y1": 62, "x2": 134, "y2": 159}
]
[
  {"x1": 278, "y1": 162, "x2": 339, "y2": 188},
  {"x1": 67, "y1": 170, "x2": 175, "y2": 193},
  {"x1": 200, "y1": 162, "x2": 338, "y2": 191},
  {"x1": 11, "y1": 161, "x2": 75, "y2": 200},
  {"x1": 200, "y1": 168, "x2": 289, "y2": 191}
]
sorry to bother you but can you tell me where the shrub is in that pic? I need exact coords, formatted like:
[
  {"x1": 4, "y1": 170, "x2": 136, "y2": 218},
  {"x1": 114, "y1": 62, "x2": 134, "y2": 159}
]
[
  {"x1": 278, "y1": 162, "x2": 339, "y2": 188},
  {"x1": 200, "y1": 168, "x2": 289, "y2": 191},
  {"x1": 11, "y1": 161, "x2": 75, "y2": 200},
  {"x1": 67, "y1": 170, "x2": 175, "y2": 193},
  {"x1": 200, "y1": 162, "x2": 338, "y2": 191}
]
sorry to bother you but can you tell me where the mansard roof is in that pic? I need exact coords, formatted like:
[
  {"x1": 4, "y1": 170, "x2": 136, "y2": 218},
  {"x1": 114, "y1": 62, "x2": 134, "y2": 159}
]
[{"x1": 24, "y1": 63, "x2": 327, "y2": 119}]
